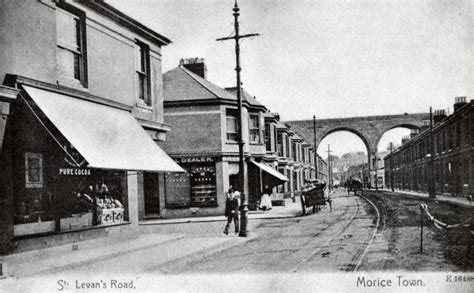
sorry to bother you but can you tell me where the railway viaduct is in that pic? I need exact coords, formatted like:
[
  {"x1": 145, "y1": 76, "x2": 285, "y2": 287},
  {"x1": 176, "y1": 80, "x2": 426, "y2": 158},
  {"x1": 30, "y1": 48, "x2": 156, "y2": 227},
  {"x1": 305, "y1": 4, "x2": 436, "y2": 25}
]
[{"x1": 285, "y1": 113, "x2": 430, "y2": 184}]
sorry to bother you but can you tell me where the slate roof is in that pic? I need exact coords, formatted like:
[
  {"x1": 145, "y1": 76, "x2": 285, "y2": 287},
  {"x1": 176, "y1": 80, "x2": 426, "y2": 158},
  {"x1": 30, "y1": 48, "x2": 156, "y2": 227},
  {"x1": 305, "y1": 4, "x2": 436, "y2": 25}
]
[
  {"x1": 225, "y1": 87, "x2": 265, "y2": 108},
  {"x1": 275, "y1": 120, "x2": 289, "y2": 130},
  {"x1": 163, "y1": 66, "x2": 266, "y2": 110}
]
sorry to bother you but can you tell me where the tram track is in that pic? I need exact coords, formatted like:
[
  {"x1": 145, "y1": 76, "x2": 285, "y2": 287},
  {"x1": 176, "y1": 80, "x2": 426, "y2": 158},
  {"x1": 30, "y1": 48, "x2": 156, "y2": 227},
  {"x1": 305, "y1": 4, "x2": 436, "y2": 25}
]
[
  {"x1": 353, "y1": 193, "x2": 381, "y2": 271},
  {"x1": 290, "y1": 191, "x2": 381, "y2": 273},
  {"x1": 290, "y1": 193, "x2": 361, "y2": 272}
]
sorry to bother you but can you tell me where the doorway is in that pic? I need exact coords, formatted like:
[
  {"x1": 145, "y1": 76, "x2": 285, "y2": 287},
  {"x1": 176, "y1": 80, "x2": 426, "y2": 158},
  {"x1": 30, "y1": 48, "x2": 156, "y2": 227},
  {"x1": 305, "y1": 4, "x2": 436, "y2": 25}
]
[{"x1": 144, "y1": 172, "x2": 160, "y2": 216}]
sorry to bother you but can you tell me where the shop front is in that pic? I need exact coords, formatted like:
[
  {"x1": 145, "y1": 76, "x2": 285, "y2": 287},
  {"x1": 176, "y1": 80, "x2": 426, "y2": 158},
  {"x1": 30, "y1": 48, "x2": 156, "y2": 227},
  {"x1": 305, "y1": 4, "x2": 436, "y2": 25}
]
[
  {"x1": 14, "y1": 161, "x2": 128, "y2": 236},
  {"x1": 3, "y1": 84, "x2": 183, "y2": 252},
  {"x1": 248, "y1": 160, "x2": 289, "y2": 210},
  {"x1": 162, "y1": 156, "x2": 220, "y2": 217}
]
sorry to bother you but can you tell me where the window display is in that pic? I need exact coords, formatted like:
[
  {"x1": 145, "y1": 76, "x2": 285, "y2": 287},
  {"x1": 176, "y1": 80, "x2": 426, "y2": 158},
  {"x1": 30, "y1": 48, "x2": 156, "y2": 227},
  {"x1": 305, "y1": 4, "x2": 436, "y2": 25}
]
[
  {"x1": 190, "y1": 165, "x2": 217, "y2": 207},
  {"x1": 165, "y1": 160, "x2": 218, "y2": 209},
  {"x1": 165, "y1": 172, "x2": 191, "y2": 208},
  {"x1": 14, "y1": 158, "x2": 127, "y2": 236}
]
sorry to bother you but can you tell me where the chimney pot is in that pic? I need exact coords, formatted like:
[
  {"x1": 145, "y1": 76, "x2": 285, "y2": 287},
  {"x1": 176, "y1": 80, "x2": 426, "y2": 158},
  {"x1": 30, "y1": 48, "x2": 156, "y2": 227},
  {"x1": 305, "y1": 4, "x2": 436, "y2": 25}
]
[
  {"x1": 181, "y1": 58, "x2": 207, "y2": 79},
  {"x1": 433, "y1": 109, "x2": 447, "y2": 124},
  {"x1": 454, "y1": 96, "x2": 467, "y2": 112}
]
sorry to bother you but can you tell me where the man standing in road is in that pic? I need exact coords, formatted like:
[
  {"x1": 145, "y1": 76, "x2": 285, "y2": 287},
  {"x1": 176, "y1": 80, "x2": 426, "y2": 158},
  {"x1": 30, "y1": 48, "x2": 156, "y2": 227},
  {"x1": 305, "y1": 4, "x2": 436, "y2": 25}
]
[
  {"x1": 223, "y1": 186, "x2": 240, "y2": 235},
  {"x1": 327, "y1": 192, "x2": 333, "y2": 212}
]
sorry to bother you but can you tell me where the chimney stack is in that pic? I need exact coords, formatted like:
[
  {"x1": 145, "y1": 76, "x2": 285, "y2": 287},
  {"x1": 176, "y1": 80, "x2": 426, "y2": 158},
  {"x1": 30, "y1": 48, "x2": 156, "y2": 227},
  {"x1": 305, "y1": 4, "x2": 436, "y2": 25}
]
[
  {"x1": 433, "y1": 109, "x2": 447, "y2": 124},
  {"x1": 179, "y1": 58, "x2": 207, "y2": 79},
  {"x1": 454, "y1": 96, "x2": 467, "y2": 112},
  {"x1": 401, "y1": 135, "x2": 410, "y2": 145}
]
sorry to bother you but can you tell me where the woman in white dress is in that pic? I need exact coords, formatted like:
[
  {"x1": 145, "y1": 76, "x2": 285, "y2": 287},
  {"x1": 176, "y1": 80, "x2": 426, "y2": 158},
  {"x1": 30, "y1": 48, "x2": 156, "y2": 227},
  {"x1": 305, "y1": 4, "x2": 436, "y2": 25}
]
[{"x1": 259, "y1": 184, "x2": 273, "y2": 211}]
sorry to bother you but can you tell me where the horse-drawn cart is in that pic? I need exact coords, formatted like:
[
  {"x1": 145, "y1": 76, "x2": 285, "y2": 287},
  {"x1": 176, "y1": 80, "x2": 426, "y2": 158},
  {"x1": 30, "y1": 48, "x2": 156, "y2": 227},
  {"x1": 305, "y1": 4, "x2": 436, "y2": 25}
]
[
  {"x1": 346, "y1": 178, "x2": 363, "y2": 196},
  {"x1": 301, "y1": 179, "x2": 327, "y2": 215}
]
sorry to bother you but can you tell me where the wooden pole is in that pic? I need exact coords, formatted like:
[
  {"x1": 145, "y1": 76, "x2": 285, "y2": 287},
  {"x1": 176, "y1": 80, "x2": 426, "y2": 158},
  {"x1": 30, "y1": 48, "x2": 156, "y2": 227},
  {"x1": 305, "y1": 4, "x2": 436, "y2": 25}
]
[{"x1": 420, "y1": 205, "x2": 424, "y2": 253}]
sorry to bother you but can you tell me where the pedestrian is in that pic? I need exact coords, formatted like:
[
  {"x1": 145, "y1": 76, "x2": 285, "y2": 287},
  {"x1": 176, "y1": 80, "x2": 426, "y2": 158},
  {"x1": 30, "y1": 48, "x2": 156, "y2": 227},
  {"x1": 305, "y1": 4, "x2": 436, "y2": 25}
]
[
  {"x1": 259, "y1": 184, "x2": 272, "y2": 211},
  {"x1": 327, "y1": 192, "x2": 332, "y2": 212},
  {"x1": 223, "y1": 186, "x2": 240, "y2": 235}
]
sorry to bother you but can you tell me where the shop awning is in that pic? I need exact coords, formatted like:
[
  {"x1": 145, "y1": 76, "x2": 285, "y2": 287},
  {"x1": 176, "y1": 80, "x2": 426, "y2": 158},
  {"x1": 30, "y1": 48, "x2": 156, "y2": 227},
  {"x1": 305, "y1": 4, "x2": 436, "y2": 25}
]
[
  {"x1": 22, "y1": 86, "x2": 184, "y2": 172},
  {"x1": 251, "y1": 161, "x2": 289, "y2": 183}
]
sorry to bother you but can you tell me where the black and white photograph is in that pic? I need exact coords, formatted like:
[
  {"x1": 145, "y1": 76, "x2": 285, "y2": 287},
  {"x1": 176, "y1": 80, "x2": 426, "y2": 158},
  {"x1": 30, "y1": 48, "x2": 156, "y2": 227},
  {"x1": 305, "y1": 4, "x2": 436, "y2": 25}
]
[{"x1": 0, "y1": 0, "x2": 473, "y2": 292}]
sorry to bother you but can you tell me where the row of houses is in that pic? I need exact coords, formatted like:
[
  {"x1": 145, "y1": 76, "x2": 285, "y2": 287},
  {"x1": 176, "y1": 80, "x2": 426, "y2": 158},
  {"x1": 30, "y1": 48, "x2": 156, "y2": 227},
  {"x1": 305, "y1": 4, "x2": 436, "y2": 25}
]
[
  {"x1": 0, "y1": 0, "x2": 326, "y2": 254},
  {"x1": 158, "y1": 59, "x2": 328, "y2": 219},
  {"x1": 384, "y1": 97, "x2": 474, "y2": 196}
]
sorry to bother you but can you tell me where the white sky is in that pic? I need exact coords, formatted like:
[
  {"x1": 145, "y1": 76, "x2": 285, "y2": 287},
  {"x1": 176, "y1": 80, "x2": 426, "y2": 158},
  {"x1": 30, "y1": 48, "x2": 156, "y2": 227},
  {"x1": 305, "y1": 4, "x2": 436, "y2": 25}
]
[{"x1": 108, "y1": 0, "x2": 472, "y2": 158}]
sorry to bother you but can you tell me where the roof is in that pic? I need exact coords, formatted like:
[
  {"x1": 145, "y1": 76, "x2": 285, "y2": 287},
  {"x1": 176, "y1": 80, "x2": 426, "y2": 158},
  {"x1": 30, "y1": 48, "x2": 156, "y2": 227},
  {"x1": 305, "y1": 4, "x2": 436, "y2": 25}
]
[
  {"x1": 225, "y1": 87, "x2": 265, "y2": 108},
  {"x1": 83, "y1": 0, "x2": 171, "y2": 46},
  {"x1": 163, "y1": 66, "x2": 266, "y2": 110},
  {"x1": 275, "y1": 120, "x2": 289, "y2": 130},
  {"x1": 263, "y1": 112, "x2": 278, "y2": 122}
]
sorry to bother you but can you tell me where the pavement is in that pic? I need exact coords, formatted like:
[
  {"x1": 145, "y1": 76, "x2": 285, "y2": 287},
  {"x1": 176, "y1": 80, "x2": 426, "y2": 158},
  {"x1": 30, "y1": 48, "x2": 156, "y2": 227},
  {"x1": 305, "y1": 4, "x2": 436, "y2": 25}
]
[
  {"x1": 1, "y1": 189, "x2": 471, "y2": 281},
  {"x1": 0, "y1": 199, "x2": 304, "y2": 280},
  {"x1": 139, "y1": 198, "x2": 304, "y2": 226},
  {"x1": 379, "y1": 188, "x2": 474, "y2": 208}
]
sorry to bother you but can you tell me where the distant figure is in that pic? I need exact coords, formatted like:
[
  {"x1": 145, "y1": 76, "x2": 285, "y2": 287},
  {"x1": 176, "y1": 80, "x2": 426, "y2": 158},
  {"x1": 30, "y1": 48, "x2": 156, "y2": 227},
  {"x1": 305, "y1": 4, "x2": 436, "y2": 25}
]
[
  {"x1": 259, "y1": 184, "x2": 273, "y2": 211},
  {"x1": 327, "y1": 192, "x2": 333, "y2": 212},
  {"x1": 223, "y1": 186, "x2": 240, "y2": 235}
]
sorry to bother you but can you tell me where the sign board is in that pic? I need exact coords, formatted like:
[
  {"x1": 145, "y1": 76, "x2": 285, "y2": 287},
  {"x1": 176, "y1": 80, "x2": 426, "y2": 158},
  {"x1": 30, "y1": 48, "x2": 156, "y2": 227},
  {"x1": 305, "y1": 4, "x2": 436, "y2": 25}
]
[{"x1": 174, "y1": 157, "x2": 216, "y2": 163}]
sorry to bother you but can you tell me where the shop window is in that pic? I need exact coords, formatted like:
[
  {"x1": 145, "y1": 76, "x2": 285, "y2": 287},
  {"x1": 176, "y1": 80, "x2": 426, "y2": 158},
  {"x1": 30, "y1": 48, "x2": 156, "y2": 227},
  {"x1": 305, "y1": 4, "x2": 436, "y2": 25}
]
[
  {"x1": 136, "y1": 40, "x2": 151, "y2": 106},
  {"x1": 25, "y1": 153, "x2": 43, "y2": 188},
  {"x1": 58, "y1": 170, "x2": 127, "y2": 229},
  {"x1": 164, "y1": 163, "x2": 218, "y2": 208},
  {"x1": 164, "y1": 171, "x2": 191, "y2": 208},
  {"x1": 190, "y1": 165, "x2": 217, "y2": 207},
  {"x1": 56, "y1": 3, "x2": 87, "y2": 87},
  {"x1": 15, "y1": 168, "x2": 128, "y2": 236},
  {"x1": 249, "y1": 114, "x2": 260, "y2": 143},
  {"x1": 226, "y1": 109, "x2": 238, "y2": 142}
]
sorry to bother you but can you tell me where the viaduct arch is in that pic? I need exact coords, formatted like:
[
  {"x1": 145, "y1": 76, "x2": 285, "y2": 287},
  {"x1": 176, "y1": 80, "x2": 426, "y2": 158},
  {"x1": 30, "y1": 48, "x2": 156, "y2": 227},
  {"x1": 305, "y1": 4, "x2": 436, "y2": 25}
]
[{"x1": 285, "y1": 113, "x2": 430, "y2": 185}]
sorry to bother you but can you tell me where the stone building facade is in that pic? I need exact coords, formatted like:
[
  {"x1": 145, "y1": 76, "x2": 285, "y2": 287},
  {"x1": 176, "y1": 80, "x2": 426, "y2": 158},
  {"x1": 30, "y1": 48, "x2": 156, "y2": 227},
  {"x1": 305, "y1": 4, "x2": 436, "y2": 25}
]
[
  {"x1": 160, "y1": 58, "x2": 324, "y2": 217},
  {"x1": 384, "y1": 97, "x2": 474, "y2": 196},
  {"x1": 0, "y1": 0, "x2": 182, "y2": 253}
]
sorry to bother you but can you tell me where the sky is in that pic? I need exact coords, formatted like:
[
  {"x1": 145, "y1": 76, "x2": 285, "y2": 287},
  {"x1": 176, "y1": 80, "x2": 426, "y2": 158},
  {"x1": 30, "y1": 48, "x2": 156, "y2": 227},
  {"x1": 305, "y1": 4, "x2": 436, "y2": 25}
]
[{"x1": 108, "y1": 0, "x2": 472, "y2": 158}]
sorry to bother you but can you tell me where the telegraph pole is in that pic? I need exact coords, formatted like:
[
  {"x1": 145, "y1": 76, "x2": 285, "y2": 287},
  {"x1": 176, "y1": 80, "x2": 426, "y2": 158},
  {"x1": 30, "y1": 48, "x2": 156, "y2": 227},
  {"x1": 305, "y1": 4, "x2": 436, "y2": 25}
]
[
  {"x1": 217, "y1": 0, "x2": 259, "y2": 237},
  {"x1": 390, "y1": 142, "x2": 394, "y2": 192},
  {"x1": 327, "y1": 145, "x2": 332, "y2": 191},
  {"x1": 313, "y1": 115, "x2": 318, "y2": 179},
  {"x1": 428, "y1": 106, "x2": 436, "y2": 198}
]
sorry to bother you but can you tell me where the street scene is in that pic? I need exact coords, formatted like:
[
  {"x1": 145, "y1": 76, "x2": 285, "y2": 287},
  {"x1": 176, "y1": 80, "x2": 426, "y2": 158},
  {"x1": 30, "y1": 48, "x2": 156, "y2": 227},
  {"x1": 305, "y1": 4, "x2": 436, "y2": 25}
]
[{"x1": 0, "y1": 0, "x2": 473, "y2": 292}]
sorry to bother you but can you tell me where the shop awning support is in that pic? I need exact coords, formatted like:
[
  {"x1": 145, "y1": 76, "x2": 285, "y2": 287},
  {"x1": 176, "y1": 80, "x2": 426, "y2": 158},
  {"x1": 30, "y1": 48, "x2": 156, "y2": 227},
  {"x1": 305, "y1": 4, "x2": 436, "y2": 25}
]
[{"x1": 19, "y1": 92, "x2": 82, "y2": 167}]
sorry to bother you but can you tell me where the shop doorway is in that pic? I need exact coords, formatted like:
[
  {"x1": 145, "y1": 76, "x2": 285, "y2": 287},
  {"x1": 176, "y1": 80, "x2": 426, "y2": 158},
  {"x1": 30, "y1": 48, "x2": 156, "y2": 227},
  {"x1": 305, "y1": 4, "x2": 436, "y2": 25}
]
[
  {"x1": 229, "y1": 174, "x2": 239, "y2": 192},
  {"x1": 144, "y1": 172, "x2": 160, "y2": 216}
]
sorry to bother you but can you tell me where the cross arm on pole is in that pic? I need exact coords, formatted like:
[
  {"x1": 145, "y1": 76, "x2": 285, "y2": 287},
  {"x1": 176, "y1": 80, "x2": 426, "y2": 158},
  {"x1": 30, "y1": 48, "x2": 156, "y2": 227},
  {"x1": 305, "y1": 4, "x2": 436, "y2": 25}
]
[{"x1": 216, "y1": 33, "x2": 260, "y2": 42}]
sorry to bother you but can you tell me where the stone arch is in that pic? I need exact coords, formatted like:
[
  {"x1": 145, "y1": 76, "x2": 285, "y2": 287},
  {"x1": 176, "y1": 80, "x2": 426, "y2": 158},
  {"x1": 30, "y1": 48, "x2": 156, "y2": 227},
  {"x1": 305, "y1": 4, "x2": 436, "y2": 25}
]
[
  {"x1": 374, "y1": 123, "x2": 421, "y2": 152},
  {"x1": 317, "y1": 126, "x2": 372, "y2": 158}
]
